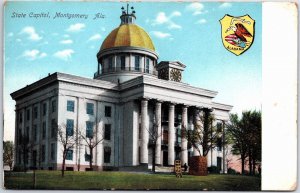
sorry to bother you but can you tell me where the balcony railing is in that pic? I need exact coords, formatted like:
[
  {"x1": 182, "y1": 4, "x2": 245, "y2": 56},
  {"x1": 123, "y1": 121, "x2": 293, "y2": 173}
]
[{"x1": 94, "y1": 67, "x2": 158, "y2": 78}]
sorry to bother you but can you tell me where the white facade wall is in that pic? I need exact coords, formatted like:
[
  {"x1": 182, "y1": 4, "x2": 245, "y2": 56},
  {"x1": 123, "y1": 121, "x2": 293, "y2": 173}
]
[{"x1": 12, "y1": 73, "x2": 232, "y2": 172}]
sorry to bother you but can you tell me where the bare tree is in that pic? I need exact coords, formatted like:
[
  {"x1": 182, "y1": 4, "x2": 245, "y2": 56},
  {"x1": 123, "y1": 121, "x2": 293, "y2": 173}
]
[
  {"x1": 77, "y1": 136, "x2": 83, "y2": 171},
  {"x1": 147, "y1": 118, "x2": 163, "y2": 173},
  {"x1": 17, "y1": 133, "x2": 35, "y2": 172},
  {"x1": 79, "y1": 123, "x2": 104, "y2": 171},
  {"x1": 57, "y1": 124, "x2": 78, "y2": 177},
  {"x1": 3, "y1": 141, "x2": 14, "y2": 171},
  {"x1": 187, "y1": 108, "x2": 221, "y2": 157}
]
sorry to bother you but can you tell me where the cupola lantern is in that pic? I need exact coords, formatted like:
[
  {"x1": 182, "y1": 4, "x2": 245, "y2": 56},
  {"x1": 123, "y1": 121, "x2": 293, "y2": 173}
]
[{"x1": 120, "y1": 3, "x2": 136, "y2": 25}]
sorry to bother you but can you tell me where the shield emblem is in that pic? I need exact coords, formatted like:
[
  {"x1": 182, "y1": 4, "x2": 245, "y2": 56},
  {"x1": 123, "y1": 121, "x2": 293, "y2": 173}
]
[{"x1": 220, "y1": 14, "x2": 255, "y2": 56}]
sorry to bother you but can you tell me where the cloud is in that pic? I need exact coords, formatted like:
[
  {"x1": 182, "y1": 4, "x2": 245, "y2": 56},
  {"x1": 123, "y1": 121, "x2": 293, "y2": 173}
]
[
  {"x1": 151, "y1": 31, "x2": 171, "y2": 39},
  {"x1": 20, "y1": 26, "x2": 42, "y2": 41},
  {"x1": 186, "y1": 2, "x2": 207, "y2": 15},
  {"x1": 66, "y1": 23, "x2": 85, "y2": 32},
  {"x1": 196, "y1": 19, "x2": 207, "y2": 24},
  {"x1": 60, "y1": 39, "x2": 73, "y2": 44},
  {"x1": 22, "y1": 49, "x2": 47, "y2": 60},
  {"x1": 151, "y1": 11, "x2": 182, "y2": 29},
  {"x1": 63, "y1": 34, "x2": 70, "y2": 38},
  {"x1": 219, "y1": 3, "x2": 232, "y2": 8},
  {"x1": 52, "y1": 32, "x2": 59, "y2": 36},
  {"x1": 39, "y1": 52, "x2": 47, "y2": 58},
  {"x1": 8, "y1": 32, "x2": 13, "y2": 37},
  {"x1": 88, "y1": 34, "x2": 102, "y2": 41},
  {"x1": 53, "y1": 49, "x2": 74, "y2": 61},
  {"x1": 101, "y1": 27, "x2": 106, "y2": 32}
]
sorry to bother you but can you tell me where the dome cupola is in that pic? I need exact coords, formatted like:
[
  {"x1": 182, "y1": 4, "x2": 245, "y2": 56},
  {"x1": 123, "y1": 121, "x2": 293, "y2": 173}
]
[{"x1": 94, "y1": 4, "x2": 159, "y2": 84}]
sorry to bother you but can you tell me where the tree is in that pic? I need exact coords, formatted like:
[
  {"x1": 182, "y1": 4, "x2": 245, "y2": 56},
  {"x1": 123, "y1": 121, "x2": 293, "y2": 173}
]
[
  {"x1": 226, "y1": 111, "x2": 261, "y2": 175},
  {"x1": 79, "y1": 122, "x2": 104, "y2": 171},
  {"x1": 147, "y1": 118, "x2": 163, "y2": 173},
  {"x1": 3, "y1": 141, "x2": 14, "y2": 170},
  {"x1": 17, "y1": 132, "x2": 35, "y2": 172},
  {"x1": 57, "y1": 123, "x2": 78, "y2": 177},
  {"x1": 188, "y1": 108, "x2": 221, "y2": 157},
  {"x1": 243, "y1": 111, "x2": 261, "y2": 175}
]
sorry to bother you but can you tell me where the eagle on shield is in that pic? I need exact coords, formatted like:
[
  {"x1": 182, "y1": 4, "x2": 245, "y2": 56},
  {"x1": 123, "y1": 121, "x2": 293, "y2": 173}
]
[{"x1": 220, "y1": 15, "x2": 255, "y2": 56}]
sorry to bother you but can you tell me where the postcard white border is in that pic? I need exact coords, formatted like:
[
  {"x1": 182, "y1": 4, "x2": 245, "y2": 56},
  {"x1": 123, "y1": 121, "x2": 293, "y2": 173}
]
[{"x1": 0, "y1": 0, "x2": 298, "y2": 192}]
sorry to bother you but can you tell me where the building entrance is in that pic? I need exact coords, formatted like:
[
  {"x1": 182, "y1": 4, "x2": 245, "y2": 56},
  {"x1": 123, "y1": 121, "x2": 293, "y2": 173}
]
[{"x1": 163, "y1": 151, "x2": 168, "y2": 166}]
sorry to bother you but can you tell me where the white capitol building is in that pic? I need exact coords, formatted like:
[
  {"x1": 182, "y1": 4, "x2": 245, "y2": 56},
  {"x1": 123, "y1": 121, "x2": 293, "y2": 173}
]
[{"x1": 11, "y1": 7, "x2": 232, "y2": 172}]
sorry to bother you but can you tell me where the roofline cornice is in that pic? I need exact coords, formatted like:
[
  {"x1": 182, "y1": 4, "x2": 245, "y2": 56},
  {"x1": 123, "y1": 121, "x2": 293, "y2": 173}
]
[
  {"x1": 11, "y1": 72, "x2": 119, "y2": 100},
  {"x1": 211, "y1": 102, "x2": 233, "y2": 111},
  {"x1": 120, "y1": 75, "x2": 218, "y2": 98},
  {"x1": 97, "y1": 46, "x2": 159, "y2": 60}
]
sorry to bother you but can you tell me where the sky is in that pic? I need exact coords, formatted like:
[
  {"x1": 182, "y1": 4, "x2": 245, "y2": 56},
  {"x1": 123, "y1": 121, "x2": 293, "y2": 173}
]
[{"x1": 3, "y1": 2, "x2": 262, "y2": 141}]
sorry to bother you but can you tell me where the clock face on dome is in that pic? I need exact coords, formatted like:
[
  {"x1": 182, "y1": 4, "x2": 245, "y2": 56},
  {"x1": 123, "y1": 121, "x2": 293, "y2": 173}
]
[
  {"x1": 158, "y1": 68, "x2": 169, "y2": 80},
  {"x1": 170, "y1": 69, "x2": 182, "y2": 82}
]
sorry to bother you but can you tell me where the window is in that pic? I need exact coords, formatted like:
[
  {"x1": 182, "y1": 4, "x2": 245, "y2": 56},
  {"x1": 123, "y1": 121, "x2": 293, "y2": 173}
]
[
  {"x1": 67, "y1": 100, "x2": 75, "y2": 112},
  {"x1": 52, "y1": 100, "x2": 56, "y2": 113},
  {"x1": 51, "y1": 119, "x2": 56, "y2": 138},
  {"x1": 43, "y1": 103, "x2": 47, "y2": 116},
  {"x1": 134, "y1": 55, "x2": 140, "y2": 71},
  {"x1": 145, "y1": 58, "x2": 150, "y2": 73},
  {"x1": 176, "y1": 128, "x2": 181, "y2": 143},
  {"x1": 26, "y1": 127, "x2": 29, "y2": 138},
  {"x1": 18, "y1": 129, "x2": 22, "y2": 143},
  {"x1": 42, "y1": 122, "x2": 46, "y2": 139},
  {"x1": 26, "y1": 109, "x2": 30, "y2": 121},
  {"x1": 66, "y1": 149, "x2": 73, "y2": 160},
  {"x1": 33, "y1": 125, "x2": 37, "y2": 142},
  {"x1": 41, "y1": 145, "x2": 45, "y2": 162},
  {"x1": 104, "y1": 124, "x2": 111, "y2": 140},
  {"x1": 86, "y1": 121, "x2": 94, "y2": 138},
  {"x1": 19, "y1": 112, "x2": 23, "y2": 123},
  {"x1": 33, "y1": 107, "x2": 38, "y2": 119},
  {"x1": 120, "y1": 56, "x2": 126, "y2": 70},
  {"x1": 66, "y1": 119, "x2": 74, "y2": 136},
  {"x1": 86, "y1": 103, "x2": 94, "y2": 115},
  {"x1": 104, "y1": 146, "x2": 111, "y2": 163},
  {"x1": 105, "y1": 106, "x2": 111, "y2": 117},
  {"x1": 217, "y1": 138, "x2": 222, "y2": 151},
  {"x1": 108, "y1": 57, "x2": 113, "y2": 70},
  {"x1": 50, "y1": 143, "x2": 55, "y2": 160}
]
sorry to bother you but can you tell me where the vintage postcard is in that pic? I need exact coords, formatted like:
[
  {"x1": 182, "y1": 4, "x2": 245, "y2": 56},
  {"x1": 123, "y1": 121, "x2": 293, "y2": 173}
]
[{"x1": 2, "y1": 1, "x2": 297, "y2": 191}]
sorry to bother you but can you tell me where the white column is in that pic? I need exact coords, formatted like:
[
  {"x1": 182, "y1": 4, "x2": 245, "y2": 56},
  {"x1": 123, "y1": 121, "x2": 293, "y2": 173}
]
[
  {"x1": 168, "y1": 103, "x2": 175, "y2": 165},
  {"x1": 181, "y1": 105, "x2": 188, "y2": 165},
  {"x1": 193, "y1": 108, "x2": 200, "y2": 156},
  {"x1": 155, "y1": 101, "x2": 162, "y2": 165},
  {"x1": 140, "y1": 99, "x2": 149, "y2": 164}
]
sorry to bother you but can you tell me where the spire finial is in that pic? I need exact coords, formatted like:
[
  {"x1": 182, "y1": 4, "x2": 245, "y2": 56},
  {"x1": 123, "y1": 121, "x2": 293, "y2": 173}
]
[{"x1": 120, "y1": 4, "x2": 136, "y2": 25}]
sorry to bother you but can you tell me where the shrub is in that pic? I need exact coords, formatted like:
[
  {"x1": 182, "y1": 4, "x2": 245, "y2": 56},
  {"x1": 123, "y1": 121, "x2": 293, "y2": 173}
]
[
  {"x1": 207, "y1": 166, "x2": 220, "y2": 174},
  {"x1": 227, "y1": 168, "x2": 237, "y2": 174},
  {"x1": 13, "y1": 165, "x2": 24, "y2": 172}
]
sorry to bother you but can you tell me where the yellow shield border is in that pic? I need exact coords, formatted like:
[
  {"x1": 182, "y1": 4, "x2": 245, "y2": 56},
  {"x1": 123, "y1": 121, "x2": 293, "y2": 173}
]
[{"x1": 219, "y1": 14, "x2": 255, "y2": 56}]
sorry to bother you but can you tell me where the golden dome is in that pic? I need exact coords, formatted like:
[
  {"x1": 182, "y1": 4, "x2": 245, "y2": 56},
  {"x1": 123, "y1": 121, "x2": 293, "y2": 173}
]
[{"x1": 100, "y1": 24, "x2": 155, "y2": 52}]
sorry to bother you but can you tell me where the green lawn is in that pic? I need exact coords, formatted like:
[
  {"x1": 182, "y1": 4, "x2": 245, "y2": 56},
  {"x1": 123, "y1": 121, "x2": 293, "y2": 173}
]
[{"x1": 4, "y1": 171, "x2": 261, "y2": 190}]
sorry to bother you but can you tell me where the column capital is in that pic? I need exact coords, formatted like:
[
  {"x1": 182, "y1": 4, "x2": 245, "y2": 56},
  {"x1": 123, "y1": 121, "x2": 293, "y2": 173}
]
[
  {"x1": 182, "y1": 104, "x2": 189, "y2": 109},
  {"x1": 141, "y1": 99, "x2": 148, "y2": 107},
  {"x1": 140, "y1": 97, "x2": 150, "y2": 101},
  {"x1": 167, "y1": 102, "x2": 177, "y2": 106},
  {"x1": 155, "y1": 99, "x2": 163, "y2": 104}
]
